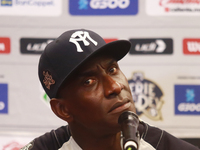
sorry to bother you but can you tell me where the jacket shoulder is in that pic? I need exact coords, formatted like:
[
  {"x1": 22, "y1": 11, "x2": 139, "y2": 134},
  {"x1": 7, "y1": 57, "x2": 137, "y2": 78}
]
[{"x1": 20, "y1": 125, "x2": 71, "y2": 150}]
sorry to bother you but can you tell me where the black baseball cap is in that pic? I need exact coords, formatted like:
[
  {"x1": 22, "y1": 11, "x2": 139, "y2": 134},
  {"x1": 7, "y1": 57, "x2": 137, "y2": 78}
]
[{"x1": 38, "y1": 29, "x2": 131, "y2": 99}]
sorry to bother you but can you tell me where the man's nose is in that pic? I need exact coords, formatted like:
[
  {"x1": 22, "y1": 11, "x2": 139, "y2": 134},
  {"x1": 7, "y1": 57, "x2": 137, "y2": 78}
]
[{"x1": 103, "y1": 75, "x2": 123, "y2": 98}]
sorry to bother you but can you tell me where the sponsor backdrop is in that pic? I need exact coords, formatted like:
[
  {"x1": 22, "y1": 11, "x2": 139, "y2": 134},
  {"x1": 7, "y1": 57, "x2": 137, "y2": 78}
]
[{"x1": 0, "y1": 0, "x2": 200, "y2": 149}]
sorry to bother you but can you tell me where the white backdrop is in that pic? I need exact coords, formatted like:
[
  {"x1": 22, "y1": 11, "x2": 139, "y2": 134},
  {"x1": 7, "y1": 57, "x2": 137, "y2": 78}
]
[{"x1": 0, "y1": 0, "x2": 200, "y2": 149}]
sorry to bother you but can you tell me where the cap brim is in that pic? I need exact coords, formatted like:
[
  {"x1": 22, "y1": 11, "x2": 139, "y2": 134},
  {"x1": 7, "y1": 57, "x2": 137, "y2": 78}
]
[{"x1": 56, "y1": 40, "x2": 131, "y2": 96}]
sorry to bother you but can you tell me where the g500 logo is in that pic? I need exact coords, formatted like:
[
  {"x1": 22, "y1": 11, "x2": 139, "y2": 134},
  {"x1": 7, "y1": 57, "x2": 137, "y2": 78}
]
[
  {"x1": 69, "y1": 0, "x2": 138, "y2": 15},
  {"x1": 128, "y1": 72, "x2": 164, "y2": 121},
  {"x1": 90, "y1": 0, "x2": 130, "y2": 9}
]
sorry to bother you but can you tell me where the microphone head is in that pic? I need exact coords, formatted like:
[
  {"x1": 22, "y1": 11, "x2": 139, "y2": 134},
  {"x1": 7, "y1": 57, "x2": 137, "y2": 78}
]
[
  {"x1": 118, "y1": 111, "x2": 140, "y2": 150},
  {"x1": 118, "y1": 111, "x2": 139, "y2": 125}
]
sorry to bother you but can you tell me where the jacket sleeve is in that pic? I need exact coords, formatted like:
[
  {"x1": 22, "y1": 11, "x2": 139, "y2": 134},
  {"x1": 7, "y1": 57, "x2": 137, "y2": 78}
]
[
  {"x1": 142, "y1": 122, "x2": 199, "y2": 150},
  {"x1": 20, "y1": 126, "x2": 71, "y2": 150}
]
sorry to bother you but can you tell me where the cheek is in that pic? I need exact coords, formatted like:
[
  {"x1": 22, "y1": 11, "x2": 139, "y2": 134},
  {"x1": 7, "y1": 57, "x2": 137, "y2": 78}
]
[
  {"x1": 68, "y1": 92, "x2": 106, "y2": 125},
  {"x1": 76, "y1": 81, "x2": 105, "y2": 102},
  {"x1": 117, "y1": 72, "x2": 130, "y2": 88},
  {"x1": 70, "y1": 88, "x2": 103, "y2": 111}
]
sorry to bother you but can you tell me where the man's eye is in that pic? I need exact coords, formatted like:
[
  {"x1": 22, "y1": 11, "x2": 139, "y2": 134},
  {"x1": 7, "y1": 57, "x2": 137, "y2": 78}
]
[
  {"x1": 109, "y1": 67, "x2": 117, "y2": 74},
  {"x1": 84, "y1": 79, "x2": 95, "y2": 85}
]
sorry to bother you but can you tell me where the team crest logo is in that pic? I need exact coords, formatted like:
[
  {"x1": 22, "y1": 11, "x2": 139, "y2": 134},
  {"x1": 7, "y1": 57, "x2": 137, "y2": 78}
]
[
  {"x1": 43, "y1": 71, "x2": 55, "y2": 90},
  {"x1": 128, "y1": 72, "x2": 164, "y2": 121}
]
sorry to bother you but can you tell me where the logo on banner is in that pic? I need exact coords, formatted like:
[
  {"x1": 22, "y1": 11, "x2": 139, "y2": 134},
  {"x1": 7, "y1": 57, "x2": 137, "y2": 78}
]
[
  {"x1": 128, "y1": 72, "x2": 164, "y2": 120},
  {"x1": 183, "y1": 38, "x2": 200, "y2": 54},
  {"x1": 146, "y1": 0, "x2": 200, "y2": 16},
  {"x1": 0, "y1": 0, "x2": 61, "y2": 16},
  {"x1": 69, "y1": 0, "x2": 138, "y2": 15},
  {"x1": 175, "y1": 85, "x2": 200, "y2": 115},
  {"x1": 104, "y1": 38, "x2": 118, "y2": 43},
  {"x1": 129, "y1": 38, "x2": 173, "y2": 54},
  {"x1": 1, "y1": 0, "x2": 54, "y2": 7},
  {"x1": 0, "y1": 83, "x2": 8, "y2": 114},
  {"x1": 160, "y1": 0, "x2": 200, "y2": 12},
  {"x1": 1, "y1": 0, "x2": 12, "y2": 6},
  {"x1": 40, "y1": 85, "x2": 50, "y2": 108},
  {"x1": 0, "y1": 37, "x2": 10, "y2": 54},
  {"x1": 20, "y1": 38, "x2": 54, "y2": 54}
]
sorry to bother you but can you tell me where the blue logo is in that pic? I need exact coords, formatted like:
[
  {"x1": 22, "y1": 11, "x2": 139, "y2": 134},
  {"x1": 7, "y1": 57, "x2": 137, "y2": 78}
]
[
  {"x1": 69, "y1": 0, "x2": 138, "y2": 15},
  {"x1": 0, "y1": 84, "x2": 8, "y2": 114},
  {"x1": 78, "y1": 0, "x2": 88, "y2": 9},
  {"x1": 175, "y1": 85, "x2": 200, "y2": 115},
  {"x1": 1, "y1": 0, "x2": 12, "y2": 6},
  {"x1": 186, "y1": 89, "x2": 195, "y2": 102}
]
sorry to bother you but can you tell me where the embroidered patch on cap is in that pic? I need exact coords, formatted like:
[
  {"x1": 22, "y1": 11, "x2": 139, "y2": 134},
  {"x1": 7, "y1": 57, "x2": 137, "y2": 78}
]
[{"x1": 43, "y1": 71, "x2": 55, "y2": 90}]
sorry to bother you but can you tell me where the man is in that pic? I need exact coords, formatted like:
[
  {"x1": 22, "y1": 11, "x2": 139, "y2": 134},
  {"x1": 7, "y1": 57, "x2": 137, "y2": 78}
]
[{"x1": 21, "y1": 29, "x2": 199, "y2": 150}]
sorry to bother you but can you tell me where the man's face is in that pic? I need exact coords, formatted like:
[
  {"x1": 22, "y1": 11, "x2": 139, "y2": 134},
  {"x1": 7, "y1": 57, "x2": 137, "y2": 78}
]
[{"x1": 59, "y1": 55, "x2": 136, "y2": 135}]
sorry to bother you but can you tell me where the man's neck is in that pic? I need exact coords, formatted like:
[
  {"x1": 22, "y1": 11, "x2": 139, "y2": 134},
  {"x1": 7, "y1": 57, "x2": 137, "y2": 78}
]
[{"x1": 70, "y1": 125, "x2": 122, "y2": 150}]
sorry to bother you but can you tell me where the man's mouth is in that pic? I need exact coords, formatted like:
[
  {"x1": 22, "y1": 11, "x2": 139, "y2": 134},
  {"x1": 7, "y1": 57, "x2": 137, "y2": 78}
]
[{"x1": 109, "y1": 100, "x2": 131, "y2": 114}]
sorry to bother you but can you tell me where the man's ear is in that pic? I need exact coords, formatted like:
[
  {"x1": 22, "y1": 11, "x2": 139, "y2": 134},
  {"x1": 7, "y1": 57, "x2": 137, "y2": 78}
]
[{"x1": 50, "y1": 98, "x2": 73, "y2": 123}]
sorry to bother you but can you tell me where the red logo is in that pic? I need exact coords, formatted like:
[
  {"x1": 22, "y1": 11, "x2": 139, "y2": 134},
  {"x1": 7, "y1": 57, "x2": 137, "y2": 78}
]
[
  {"x1": 104, "y1": 38, "x2": 118, "y2": 43},
  {"x1": 0, "y1": 37, "x2": 10, "y2": 54},
  {"x1": 183, "y1": 38, "x2": 200, "y2": 54},
  {"x1": 160, "y1": 0, "x2": 200, "y2": 6}
]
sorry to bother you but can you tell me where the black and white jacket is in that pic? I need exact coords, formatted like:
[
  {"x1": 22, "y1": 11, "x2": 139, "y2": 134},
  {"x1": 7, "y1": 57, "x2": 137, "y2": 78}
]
[{"x1": 20, "y1": 122, "x2": 199, "y2": 150}]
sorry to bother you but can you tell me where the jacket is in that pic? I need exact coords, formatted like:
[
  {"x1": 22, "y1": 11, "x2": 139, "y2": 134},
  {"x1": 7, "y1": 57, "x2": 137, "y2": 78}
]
[{"x1": 20, "y1": 122, "x2": 199, "y2": 150}]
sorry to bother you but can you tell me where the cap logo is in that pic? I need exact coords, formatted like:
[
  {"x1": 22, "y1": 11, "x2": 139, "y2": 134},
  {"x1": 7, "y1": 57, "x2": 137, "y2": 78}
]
[
  {"x1": 69, "y1": 31, "x2": 98, "y2": 52},
  {"x1": 43, "y1": 71, "x2": 55, "y2": 90}
]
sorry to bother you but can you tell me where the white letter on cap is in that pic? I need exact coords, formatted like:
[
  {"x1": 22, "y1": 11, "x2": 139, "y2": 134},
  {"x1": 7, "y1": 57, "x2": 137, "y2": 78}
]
[{"x1": 69, "y1": 31, "x2": 98, "y2": 52}]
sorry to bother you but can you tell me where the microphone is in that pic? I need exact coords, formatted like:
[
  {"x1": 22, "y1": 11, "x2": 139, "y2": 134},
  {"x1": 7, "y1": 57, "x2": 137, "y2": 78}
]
[{"x1": 118, "y1": 111, "x2": 140, "y2": 150}]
